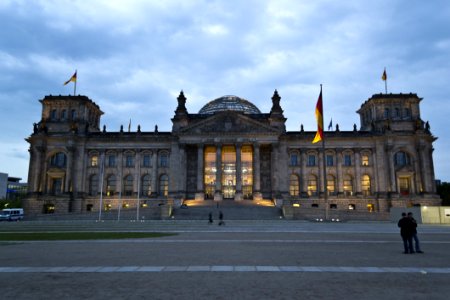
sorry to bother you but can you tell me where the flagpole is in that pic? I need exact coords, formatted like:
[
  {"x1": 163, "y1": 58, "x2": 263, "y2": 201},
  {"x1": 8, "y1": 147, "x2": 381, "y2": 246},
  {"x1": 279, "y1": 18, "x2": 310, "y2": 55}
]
[
  {"x1": 73, "y1": 69, "x2": 77, "y2": 96},
  {"x1": 384, "y1": 77, "x2": 387, "y2": 94},
  {"x1": 320, "y1": 84, "x2": 328, "y2": 221}
]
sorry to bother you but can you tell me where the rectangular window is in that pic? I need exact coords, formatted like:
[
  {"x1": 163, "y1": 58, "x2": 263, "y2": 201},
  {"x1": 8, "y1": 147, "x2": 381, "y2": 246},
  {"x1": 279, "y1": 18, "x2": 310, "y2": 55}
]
[
  {"x1": 361, "y1": 154, "x2": 369, "y2": 166},
  {"x1": 344, "y1": 154, "x2": 352, "y2": 166},
  {"x1": 90, "y1": 156, "x2": 98, "y2": 167},
  {"x1": 307, "y1": 155, "x2": 316, "y2": 166},
  {"x1": 50, "y1": 109, "x2": 57, "y2": 120},
  {"x1": 290, "y1": 154, "x2": 298, "y2": 166},
  {"x1": 143, "y1": 155, "x2": 151, "y2": 167},
  {"x1": 108, "y1": 155, "x2": 116, "y2": 167},
  {"x1": 71, "y1": 109, "x2": 77, "y2": 120},
  {"x1": 126, "y1": 155, "x2": 134, "y2": 167},
  {"x1": 326, "y1": 155, "x2": 334, "y2": 166}
]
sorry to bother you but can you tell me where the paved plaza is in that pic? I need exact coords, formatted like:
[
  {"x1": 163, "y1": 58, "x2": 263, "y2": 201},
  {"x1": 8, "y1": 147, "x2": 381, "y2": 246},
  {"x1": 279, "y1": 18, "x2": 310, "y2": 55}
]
[{"x1": 1, "y1": 220, "x2": 450, "y2": 299}]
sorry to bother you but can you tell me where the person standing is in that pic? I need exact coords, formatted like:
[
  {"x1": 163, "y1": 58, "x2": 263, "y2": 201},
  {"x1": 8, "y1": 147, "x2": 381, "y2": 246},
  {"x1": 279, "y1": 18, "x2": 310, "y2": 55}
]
[
  {"x1": 218, "y1": 210, "x2": 225, "y2": 226},
  {"x1": 408, "y1": 212, "x2": 424, "y2": 253},
  {"x1": 398, "y1": 212, "x2": 414, "y2": 254},
  {"x1": 208, "y1": 212, "x2": 213, "y2": 224}
]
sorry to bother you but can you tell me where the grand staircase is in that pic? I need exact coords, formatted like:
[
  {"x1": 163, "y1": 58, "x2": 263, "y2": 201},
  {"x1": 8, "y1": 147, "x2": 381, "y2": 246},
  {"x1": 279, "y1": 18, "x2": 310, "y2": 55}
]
[{"x1": 172, "y1": 199, "x2": 282, "y2": 220}]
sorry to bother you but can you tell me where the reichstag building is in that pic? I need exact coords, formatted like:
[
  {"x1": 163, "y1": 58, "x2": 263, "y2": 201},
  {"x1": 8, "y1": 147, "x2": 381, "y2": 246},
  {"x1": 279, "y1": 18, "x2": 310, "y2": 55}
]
[{"x1": 24, "y1": 90, "x2": 440, "y2": 219}]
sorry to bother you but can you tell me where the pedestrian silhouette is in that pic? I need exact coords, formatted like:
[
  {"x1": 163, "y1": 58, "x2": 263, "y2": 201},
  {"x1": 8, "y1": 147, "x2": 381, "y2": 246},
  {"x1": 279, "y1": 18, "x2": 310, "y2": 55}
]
[
  {"x1": 208, "y1": 212, "x2": 213, "y2": 224},
  {"x1": 218, "y1": 211, "x2": 225, "y2": 226}
]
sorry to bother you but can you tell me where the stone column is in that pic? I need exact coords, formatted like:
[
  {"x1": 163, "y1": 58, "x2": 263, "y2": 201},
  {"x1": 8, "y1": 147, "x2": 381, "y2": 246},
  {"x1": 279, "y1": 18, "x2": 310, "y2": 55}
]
[
  {"x1": 336, "y1": 149, "x2": 343, "y2": 195},
  {"x1": 318, "y1": 149, "x2": 325, "y2": 196},
  {"x1": 355, "y1": 150, "x2": 362, "y2": 194},
  {"x1": 195, "y1": 144, "x2": 204, "y2": 201},
  {"x1": 300, "y1": 150, "x2": 307, "y2": 195},
  {"x1": 235, "y1": 143, "x2": 243, "y2": 201},
  {"x1": 253, "y1": 143, "x2": 262, "y2": 201},
  {"x1": 151, "y1": 151, "x2": 158, "y2": 197},
  {"x1": 214, "y1": 145, "x2": 223, "y2": 201},
  {"x1": 117, "y1": 150, "x2": 124, "y2": 197},
  {"x1": 386, "y1": 145, "x2": 396, "y2": 193},
  {"x1": 134, "y1": 150, "x2": 141, "y2": 196}
]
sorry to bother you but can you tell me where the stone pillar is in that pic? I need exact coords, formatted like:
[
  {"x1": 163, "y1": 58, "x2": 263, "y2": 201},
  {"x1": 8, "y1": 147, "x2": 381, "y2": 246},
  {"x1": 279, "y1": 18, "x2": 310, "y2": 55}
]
[
  {"x1": 336, "y1": 149, "x2": 343, "y2": 195},
  {"x1": 151, "y1": 151, "x2": 158, "y2": 197},
  {"x1": 386, "y1": 146, "x2": 396, "y2": 193},
  {"x1": 253, "y1": 143, "x2": 262, "y2": 201},
  {"x1": 318, "y1": 149, "x2": 325, "y2": 196},
  {"x1": 134, "y1": 150, "x2": 141, "y2": 196},
  {"x1": 117, "y1": 150, "x2": 124, "y2": 197},
  {"x1": 235, "y1": 143, "x2": 243, "y2": 201},
  {"x1": 214, "y1": 145, "x2": 223, "y2": 201},
  {"x1": 195, "y1": 144, "x2": 204, "y2": 201},
  {"x1": 355, "y1": 150, "x2": 362, "y2": 194},
  {"x1": 301, "y1": 150, "x2": 307, "y2": 195}
]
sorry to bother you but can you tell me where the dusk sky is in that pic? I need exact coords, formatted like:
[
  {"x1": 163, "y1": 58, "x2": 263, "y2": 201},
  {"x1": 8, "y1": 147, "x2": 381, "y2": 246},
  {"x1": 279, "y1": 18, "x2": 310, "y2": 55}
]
[{"x1": 1, "y1": 0, "x2": 449, "y2": 182}]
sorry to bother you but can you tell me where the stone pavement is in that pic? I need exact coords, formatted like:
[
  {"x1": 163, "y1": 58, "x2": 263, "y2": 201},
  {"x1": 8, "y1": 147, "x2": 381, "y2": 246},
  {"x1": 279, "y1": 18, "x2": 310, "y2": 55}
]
[{"x1": 1, "y1": 221, "x2": 450, "y2": 299}]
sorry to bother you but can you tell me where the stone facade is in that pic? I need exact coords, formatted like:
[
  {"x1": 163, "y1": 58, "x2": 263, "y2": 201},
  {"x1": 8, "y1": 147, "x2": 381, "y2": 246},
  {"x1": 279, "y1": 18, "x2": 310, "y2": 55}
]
[{"x1": 24, "y1": 91, "x2": 441, "y2": 218}]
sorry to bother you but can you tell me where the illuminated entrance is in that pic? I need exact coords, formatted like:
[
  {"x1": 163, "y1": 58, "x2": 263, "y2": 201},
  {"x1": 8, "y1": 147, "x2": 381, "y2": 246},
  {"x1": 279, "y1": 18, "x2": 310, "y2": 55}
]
[
  {"x1": 203, "y1": 145, "x2": 253, "y2": 200},
  {"x1": 222, "y1": 146, "x2": 236, "y2": 198}
]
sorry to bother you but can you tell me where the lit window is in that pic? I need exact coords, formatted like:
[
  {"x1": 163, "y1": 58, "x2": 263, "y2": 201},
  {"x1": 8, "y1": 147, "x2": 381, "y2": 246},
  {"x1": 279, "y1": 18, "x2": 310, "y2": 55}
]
[
  {"x1": 399, "y1": 177, "x2": 410, "y2": 195},
  {"x1": 289, "y1": 174, "x2": 299, "y2": 196},
  {"x1": 159, "y1": 174, "x2": 169, "y2": 197},
  {"x1": 343, "y1": 175, "x2": 353, "y2": 196},
  {"x1": 327, "y1": 175, "x2": 336, "y2": 195},
  {"x1": 361, "y1": 154, "x2": 369, "y2": 166},
  {"x1": 362, "y1": 175, "x2": 371, "y2": 196},
  {"x1": 106, "y1": 175, "x2": 116, "y2": 196},
  {"x1": 90, "y1": 155, "x2": 98, "y2": 167},
  {"x1": 348, "y1": 204, "x2": 356, "y2": 210},
  {"x1": 307, "y1": 175, "x2": 317, "y2": 196}
]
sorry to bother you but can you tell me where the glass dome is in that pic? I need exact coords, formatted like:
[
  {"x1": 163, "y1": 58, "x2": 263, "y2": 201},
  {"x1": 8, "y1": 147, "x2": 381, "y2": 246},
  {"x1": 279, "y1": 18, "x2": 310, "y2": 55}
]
[{"x1": 198, "y1": 95, "x2": 261, "y2": 114}]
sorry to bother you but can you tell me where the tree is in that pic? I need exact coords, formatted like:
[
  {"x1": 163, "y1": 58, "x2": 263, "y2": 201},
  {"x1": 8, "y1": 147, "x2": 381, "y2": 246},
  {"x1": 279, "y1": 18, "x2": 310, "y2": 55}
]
[{"x1": 437, "y1": 182, "x2": 450, "y2": 206}]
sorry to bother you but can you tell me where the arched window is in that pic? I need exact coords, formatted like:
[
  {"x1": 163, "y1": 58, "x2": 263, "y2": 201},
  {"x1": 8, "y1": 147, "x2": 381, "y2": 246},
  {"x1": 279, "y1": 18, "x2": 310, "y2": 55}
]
[
  {"x1": 89, "y1": 174, "x2": 99, "y2": 196},
  {"x1": 141, "y1": 174, "x2": 152, "y2": 197},
  {"x1": 159, "y1": 174, "x2": 169, "y2": 197},
  {"x1": 362, "y1": 175, "x2": 371, "y2": 196},
  {"x1": 307, "y1": 175, "x2": 317, "y2": 196},
  {"x1": 123, "y1": 175, "x2": 133, "y2": 196},
  {"x1": 50, "y1": 152, "x2": 66, "y2": 168},
  {"x1": 394, "y1": 151, "x2": 410, "y2": 167},
  {"x1": 343, "y1": 175, "x2": 353, "y2": 196},
  {"x1": 106, "y1": 175, "x2": 116, "y2": 196},
  {"x1": 289, "y1": 174, "x2": 299, "y2": 196},
  {"x1": 327, "y1": 175, "x2": 336, "y2": 195}
]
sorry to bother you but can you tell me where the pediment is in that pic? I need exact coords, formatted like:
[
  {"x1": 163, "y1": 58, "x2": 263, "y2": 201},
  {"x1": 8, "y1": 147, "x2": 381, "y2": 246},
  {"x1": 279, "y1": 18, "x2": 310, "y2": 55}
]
[{"x1": 180, "y1": 112, "x2": 278, "y2": 135}]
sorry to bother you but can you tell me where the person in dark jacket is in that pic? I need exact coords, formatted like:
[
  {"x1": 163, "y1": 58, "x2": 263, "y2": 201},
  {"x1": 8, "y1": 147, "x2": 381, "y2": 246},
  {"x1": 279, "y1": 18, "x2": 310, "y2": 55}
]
[
  {"x1": 408, "y1": 212, "x2": 424, "y2": 253},
  {"x1": 218, "y1": 211, "x2": 225, "y2": 226},
  {"x1": 398, "y1": 212, "x2": 414, "y2": 254}
]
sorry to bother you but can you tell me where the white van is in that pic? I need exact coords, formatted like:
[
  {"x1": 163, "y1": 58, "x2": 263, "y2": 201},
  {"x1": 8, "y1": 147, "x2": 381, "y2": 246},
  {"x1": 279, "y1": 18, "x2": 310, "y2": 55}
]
[{"x1": 0, "y1": 208, "x2": 24, "y2": 221}]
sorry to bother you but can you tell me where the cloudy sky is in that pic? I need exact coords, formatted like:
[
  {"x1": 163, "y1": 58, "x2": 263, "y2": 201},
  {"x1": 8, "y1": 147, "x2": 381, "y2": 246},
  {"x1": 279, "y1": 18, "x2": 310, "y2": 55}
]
[{"x1": 1, "y1": 0, "x2": 449, "y2": 182}]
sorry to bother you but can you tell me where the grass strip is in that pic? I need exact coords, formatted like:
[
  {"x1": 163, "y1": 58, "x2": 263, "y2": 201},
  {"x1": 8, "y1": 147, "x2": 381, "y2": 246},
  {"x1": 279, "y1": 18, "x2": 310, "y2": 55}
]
[{"x1": 0, "y1": 232, "x2": 176, "y2": 241}]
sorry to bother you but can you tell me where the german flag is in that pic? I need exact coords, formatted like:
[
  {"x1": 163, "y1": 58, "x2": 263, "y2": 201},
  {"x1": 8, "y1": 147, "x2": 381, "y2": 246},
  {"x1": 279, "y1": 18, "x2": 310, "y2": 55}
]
[
  {"x1": 312, "y1": 87, "x2": 323, "y2": 144},
  {"x1": 64, "y1": 71, "x2": 77, "y2": 85}
]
